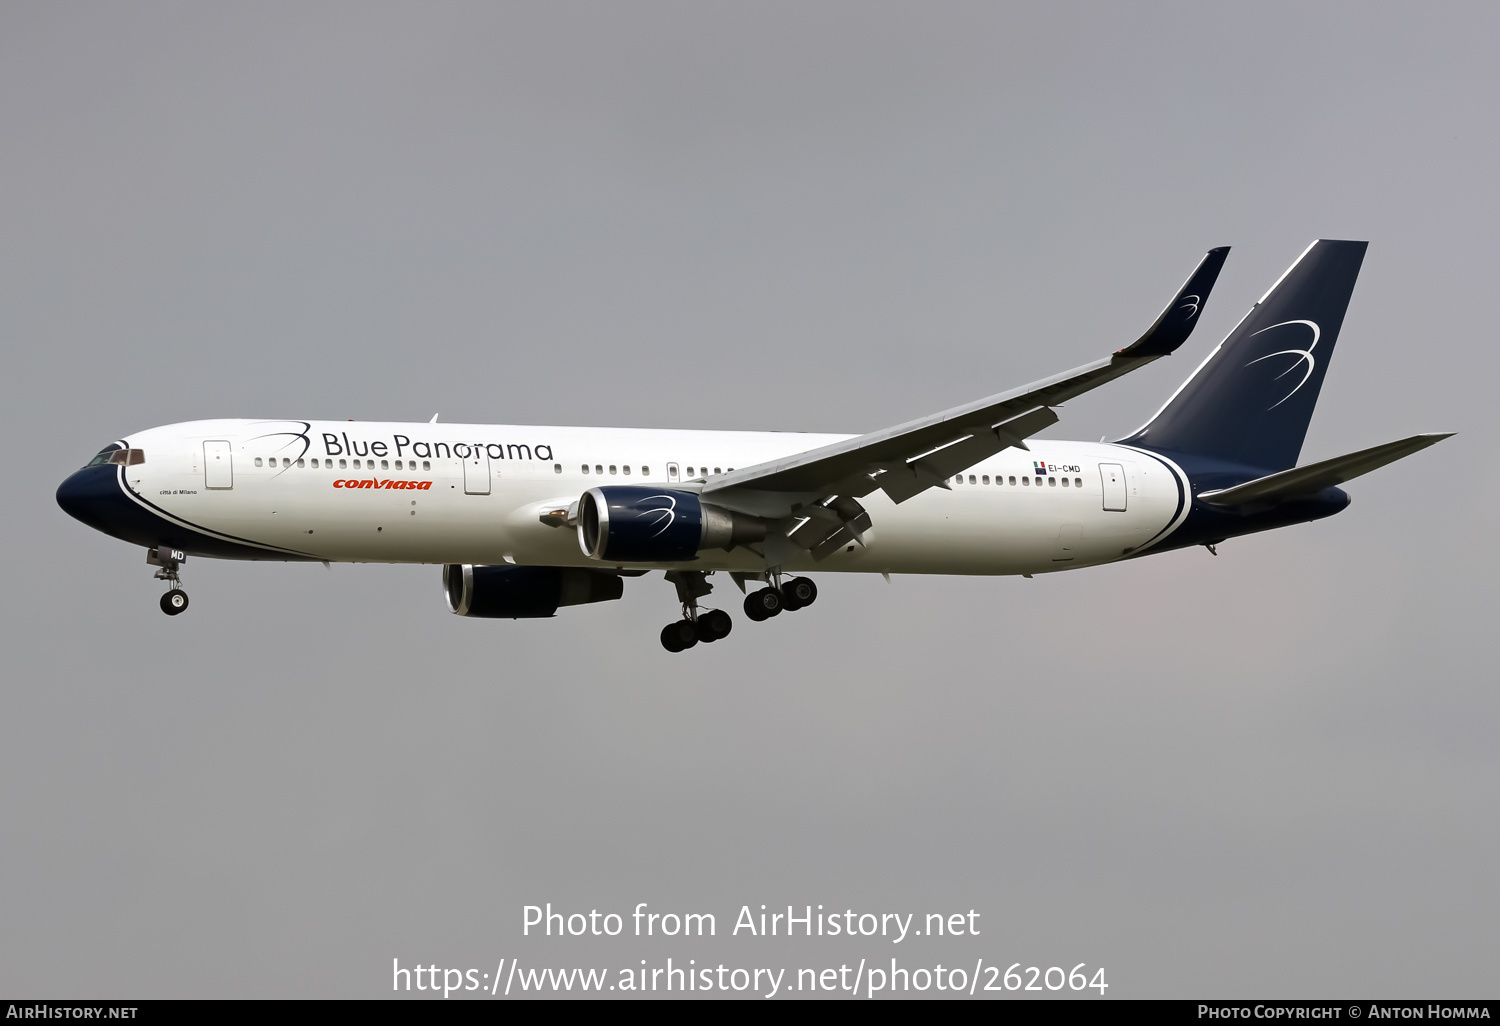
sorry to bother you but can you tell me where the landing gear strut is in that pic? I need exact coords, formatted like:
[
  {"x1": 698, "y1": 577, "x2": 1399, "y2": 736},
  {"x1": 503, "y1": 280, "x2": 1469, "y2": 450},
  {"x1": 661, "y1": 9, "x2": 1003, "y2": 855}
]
[
  {"x1": 660, "y1": 571, "x2": 734, "y2": 652},
  {"x1": 148, "y1": 544, "x2": 189, "y2": 616}
]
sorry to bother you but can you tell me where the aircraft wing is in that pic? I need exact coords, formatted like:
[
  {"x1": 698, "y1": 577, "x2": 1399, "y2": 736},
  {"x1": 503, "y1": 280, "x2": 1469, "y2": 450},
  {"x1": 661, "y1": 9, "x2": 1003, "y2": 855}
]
[{"x1": 701, "y1": 247, "x2": 1230, "y2": 558}]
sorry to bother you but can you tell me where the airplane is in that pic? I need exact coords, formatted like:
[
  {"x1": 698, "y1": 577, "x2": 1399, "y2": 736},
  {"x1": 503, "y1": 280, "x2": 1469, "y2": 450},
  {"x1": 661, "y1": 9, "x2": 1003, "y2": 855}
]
[{"x1": 57, "y1": 239, "x2": 1450, "y2": 651}]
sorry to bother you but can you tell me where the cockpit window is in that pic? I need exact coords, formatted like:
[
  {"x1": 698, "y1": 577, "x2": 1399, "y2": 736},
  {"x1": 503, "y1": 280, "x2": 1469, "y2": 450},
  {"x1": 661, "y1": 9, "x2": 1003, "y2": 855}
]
[
  {"x1": 85, "y1": 446, "x2": 122, "y2": 468},
  {"x1": 85, "y1": 445, "x2": 144, "y2": 468}
]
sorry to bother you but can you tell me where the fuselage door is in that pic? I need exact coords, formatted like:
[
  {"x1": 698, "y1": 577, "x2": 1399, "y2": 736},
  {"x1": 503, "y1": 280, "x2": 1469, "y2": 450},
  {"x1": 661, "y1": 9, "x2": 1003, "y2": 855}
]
[
  {"x1": 463, "y1": 449, "x2": 491, "y2": 495},
  {"x1": 204, "y1": 440, "x2": 233, "y2": 489},
  {"x1": 1100, "y1": 463, "x2": 1127, "y2": 511}
]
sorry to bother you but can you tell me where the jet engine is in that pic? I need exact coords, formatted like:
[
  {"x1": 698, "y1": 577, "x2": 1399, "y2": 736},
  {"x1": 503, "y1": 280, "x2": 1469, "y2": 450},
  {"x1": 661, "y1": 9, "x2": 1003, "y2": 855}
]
[
  {"x1": 576, "y1": 486, "x2": 766, "y2": 562},
  {"x1": 443, "y1": 564, "x2": 625, "y2": 618}
]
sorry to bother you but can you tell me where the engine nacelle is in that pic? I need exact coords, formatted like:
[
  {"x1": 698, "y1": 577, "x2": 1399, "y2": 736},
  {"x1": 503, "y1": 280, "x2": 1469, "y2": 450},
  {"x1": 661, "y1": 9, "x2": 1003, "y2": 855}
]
[
  {"x1": 443, "y1": 564, "x2": 624, "y2": 618},
  {"x1": 576, "y1": 486, "x2": 766, "y2": 562}
]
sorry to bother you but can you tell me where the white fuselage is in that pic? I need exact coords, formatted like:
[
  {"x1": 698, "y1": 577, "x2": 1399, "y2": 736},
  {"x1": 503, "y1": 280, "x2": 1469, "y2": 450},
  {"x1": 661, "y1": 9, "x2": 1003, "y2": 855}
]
[{"x1": 116, "y1": 419, "x2": 1191, "y2": 576}]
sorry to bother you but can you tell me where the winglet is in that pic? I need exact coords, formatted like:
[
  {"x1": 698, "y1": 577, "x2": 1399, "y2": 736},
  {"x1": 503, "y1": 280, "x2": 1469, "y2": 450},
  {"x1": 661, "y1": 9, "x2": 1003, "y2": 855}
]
[{"x1": 1116, "y1": 247, "x2": 1230, "y2": 358}]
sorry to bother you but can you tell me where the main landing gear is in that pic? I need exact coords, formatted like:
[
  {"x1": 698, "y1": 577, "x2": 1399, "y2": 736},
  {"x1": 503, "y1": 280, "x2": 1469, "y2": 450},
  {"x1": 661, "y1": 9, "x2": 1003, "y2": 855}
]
[
  {"x1": 659, "y1": 609, "x2": 732, "y2": 652},
  {"x1": 148, "y1": 544, "x2": 189, "y2": 616},
  {"x1": 660, "y1": 570, "x2": 732, "y2": 652},
  {"x1": 742, "y1": 576, "x2": 817, "y2": 622},
  {"x1": 658, "y1": 571, "x2": 819, "y2": 652}
]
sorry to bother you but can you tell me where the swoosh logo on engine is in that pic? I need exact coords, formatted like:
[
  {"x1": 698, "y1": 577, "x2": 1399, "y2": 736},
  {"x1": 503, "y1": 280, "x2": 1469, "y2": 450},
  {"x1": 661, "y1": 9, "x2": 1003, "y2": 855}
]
[{"x1": 637, "y1": 494, "x2": 678, "y2": 536}]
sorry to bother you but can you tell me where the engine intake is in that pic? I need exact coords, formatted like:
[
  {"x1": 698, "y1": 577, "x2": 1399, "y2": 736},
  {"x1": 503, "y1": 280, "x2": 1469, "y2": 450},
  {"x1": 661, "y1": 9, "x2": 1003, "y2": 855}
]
[
  {"x1": 577, "y1": 486, "x2": 766, "y2": 562},
  {"x1": 443, "y1": 564, "x2": 625, "y2": 618}
]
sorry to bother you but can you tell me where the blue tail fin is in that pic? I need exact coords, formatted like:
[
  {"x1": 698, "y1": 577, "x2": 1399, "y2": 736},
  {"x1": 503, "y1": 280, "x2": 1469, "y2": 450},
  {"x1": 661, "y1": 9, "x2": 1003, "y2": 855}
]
[{"x1": 1120, "y1": 239, "x2": 1368, "y2": 471}]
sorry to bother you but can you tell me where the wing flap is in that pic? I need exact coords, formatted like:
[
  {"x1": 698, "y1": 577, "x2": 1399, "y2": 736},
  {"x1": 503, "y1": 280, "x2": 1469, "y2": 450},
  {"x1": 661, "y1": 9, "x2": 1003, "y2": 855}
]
[{"x1": 876, "y1": 405, "x2": 1060, "y2": 504}]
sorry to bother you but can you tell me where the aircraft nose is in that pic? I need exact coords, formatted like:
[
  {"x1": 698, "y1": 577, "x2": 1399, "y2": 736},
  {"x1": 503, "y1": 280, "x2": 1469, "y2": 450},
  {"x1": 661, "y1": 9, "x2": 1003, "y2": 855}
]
[{"x1": 56, "y1": 465, "x2": 129, "y2": 535}]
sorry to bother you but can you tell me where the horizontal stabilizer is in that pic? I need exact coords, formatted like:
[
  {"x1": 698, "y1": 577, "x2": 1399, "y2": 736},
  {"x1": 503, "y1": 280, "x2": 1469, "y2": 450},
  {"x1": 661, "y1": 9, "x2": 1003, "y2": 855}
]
[{"x1": 1197, "y1": 432, "x2": 1453, "y2": 507}]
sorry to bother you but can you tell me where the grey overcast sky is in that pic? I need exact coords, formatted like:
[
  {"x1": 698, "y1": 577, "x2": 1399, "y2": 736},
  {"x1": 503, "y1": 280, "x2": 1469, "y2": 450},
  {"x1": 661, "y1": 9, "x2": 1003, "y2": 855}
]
[{"x1": 2, "y1": 1, "x2": 1495, "y2": 999}]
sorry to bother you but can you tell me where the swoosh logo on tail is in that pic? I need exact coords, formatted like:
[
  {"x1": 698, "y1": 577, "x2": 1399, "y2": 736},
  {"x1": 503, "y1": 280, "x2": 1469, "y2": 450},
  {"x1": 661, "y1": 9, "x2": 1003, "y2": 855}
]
[{"x1": 1245, "y1": 319, "x2": 1321, "y2": 409}]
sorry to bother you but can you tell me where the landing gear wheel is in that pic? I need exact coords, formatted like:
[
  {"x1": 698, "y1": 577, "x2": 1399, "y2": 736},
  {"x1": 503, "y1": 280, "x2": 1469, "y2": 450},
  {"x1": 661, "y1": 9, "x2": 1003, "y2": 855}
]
[
  {"x1": 780, "y1": 576, "x2": 816, "y2": 609},
  {"x1": 160, "y1": 589, "x2": 189, "y2": 616},
  {"x1": 697, "y1": 609, "x2": 732, "y2": 642},
  {"x1": 660, "y1": 620, "x2": 698, "y2": 652},
  {"x1": 781, "y1": 577, "x2": 817, "y2": 610},
  {"x1": 744, "y1": 588, "x2": 782, "y2": 622}
]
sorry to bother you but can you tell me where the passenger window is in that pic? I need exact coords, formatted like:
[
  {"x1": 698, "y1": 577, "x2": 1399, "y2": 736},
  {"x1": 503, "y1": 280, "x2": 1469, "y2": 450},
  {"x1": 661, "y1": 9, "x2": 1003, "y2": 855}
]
[
  {"x1": 982, "y1": 475, "x2": 990, "y2": 485},
  {"x1": 1008, "y1": 476, "x2": 1016, "y2": 485},
  {"x1": 1061, "y1": 477, "x2": 1069, "y2": 487},
  {"x1": 968, "y1": 474, "x2": 976, "y2": 484},
  {"x1": 554, "y1": 464, "x2": 562, "y2": 474},
  {"x1": 641, "y1": 466, "x2": 650, "y2": 476},
  {"x1": 381, "y1": 460, "x2": 389, "y2": 470},
  {"x1": 297, "y1": 458, "x2": 305, "y2": 468},
  {"x1": 623, "y1": 466, "x2": 631, "y2": 475},
  {"x1": 687, "y1": 467, "x2": 695, "y2": 477},
  {"x1": 1075, "y1": 477, "x2": 1083, "y2": 487},
  {"x1": 254, "y1": 457, "x2": 263, "y2": 467},
  {"x1": 595, "y1": 465, "x2": 603, "y2": 475},
  {"x1": 339, "y1": 459, "x2": 348, "y2": 469},
  {"x1": 609, "y1": 465, "x2": 617, "y2": 475},
  {"x1": 1022, "y1": 477, "x2": 1029, "y2": 486},
  {"x1": 1048, "y1": 477, "x2": 1057, "y2": 486},
  {"x1": 422, "y1": 461, "x2": 431, "y2": 471},
  {"x1": 714, "y1": 467, "x2": 722, "y2": 475}
]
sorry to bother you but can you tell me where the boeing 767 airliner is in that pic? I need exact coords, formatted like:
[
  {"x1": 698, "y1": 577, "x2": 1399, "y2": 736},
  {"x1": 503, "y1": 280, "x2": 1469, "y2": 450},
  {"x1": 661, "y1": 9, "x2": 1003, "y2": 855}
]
[{"x1": 57, "y1": 240, "x2": 1449, "y2": 651}]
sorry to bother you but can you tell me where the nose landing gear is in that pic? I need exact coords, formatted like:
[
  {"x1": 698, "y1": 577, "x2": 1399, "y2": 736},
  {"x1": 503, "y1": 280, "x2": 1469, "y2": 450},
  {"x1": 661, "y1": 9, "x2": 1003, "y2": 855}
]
[{"x1": 148, "y1": 545, "x2": 189, "y2": 616}]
